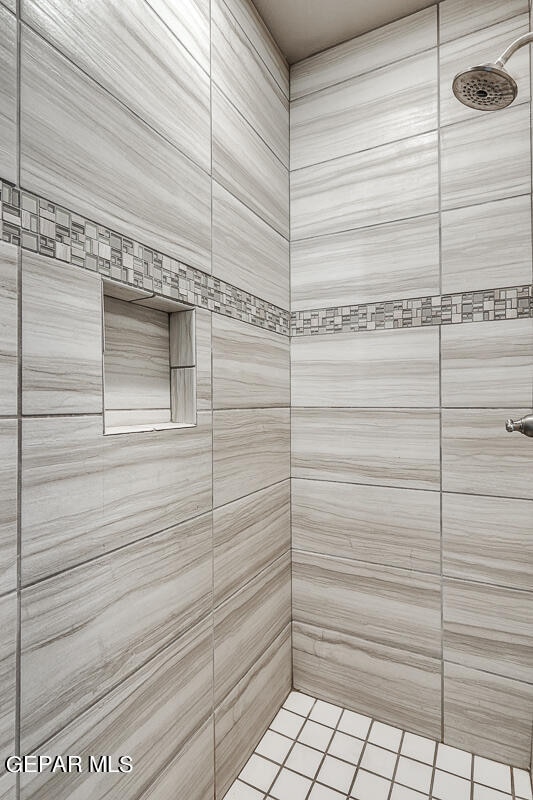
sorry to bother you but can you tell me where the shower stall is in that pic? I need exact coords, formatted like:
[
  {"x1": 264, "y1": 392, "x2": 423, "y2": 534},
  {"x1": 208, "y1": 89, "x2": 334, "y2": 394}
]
[{"x1": 0, "y1": 0, "x2": 531, "y2": 798}]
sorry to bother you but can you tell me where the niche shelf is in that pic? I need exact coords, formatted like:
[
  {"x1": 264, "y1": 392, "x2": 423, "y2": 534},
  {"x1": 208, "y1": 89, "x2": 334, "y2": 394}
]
[{"x1": 101, "y1": 279, "x2": 196, "y2": 435}]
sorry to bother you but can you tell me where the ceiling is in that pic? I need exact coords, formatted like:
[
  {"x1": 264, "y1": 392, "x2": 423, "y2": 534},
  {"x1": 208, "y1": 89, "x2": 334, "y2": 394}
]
[{"x1": 252, "y1": 0, "x2": 438, "y2": 64}]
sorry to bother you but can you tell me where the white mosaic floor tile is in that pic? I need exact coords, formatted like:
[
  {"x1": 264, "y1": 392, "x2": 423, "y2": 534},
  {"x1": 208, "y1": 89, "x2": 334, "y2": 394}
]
[
  {"x1": 327, "y1": 730, "x2": 364, "y2": 764},
  {"x1": 432, "y1": 768, "x2": 471, "y2": 800},
  {"x1": 283, "y1": 691, "x2": 315, "y2": 717},
  {"x1": 285, "y1": 743, "x2": 323, "y2": 779},
  {"x1": 316, "y1": 754, "x2": 357, "y2": 793},
  {"x1": 227, "y1": 693, "x2": 527, "y2": 800},
  {"x1": 395, "y1": 756, "x2": 433, "y2": 794},
  {"x1": 368, "y1": 720, "x2": 403, "y2": 751}
]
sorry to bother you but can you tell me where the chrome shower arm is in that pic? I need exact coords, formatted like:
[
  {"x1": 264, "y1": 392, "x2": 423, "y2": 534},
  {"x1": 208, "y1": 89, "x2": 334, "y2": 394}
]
[{"x1": 495, "y1": 31, "x2": 533, "y2": 67}]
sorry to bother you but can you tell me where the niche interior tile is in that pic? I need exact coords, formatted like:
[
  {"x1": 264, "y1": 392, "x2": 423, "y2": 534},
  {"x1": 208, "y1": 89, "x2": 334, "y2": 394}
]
[
  {"x1": 212, "y1": 314, "x2": 290, "y2": 409},
  {"x1": 22, "y1": 251, "x2": 102, "y2": 416},
  {"x1": 0, "y1": 421, "x2": 16, "y2": 596},
  {"x1": 215, "y1": 625, "x2": 291, "y2": 799},
  {"x1": 214, "y1": 480, "x2": 290, "y2": 606},
  {"x1": 195, "y1": 308, "x2": 212, "y2": 411},
  {"x1": 442, "y1": 493, "x2": 533, "y2": 591},
  {"x1": 443, "y1": 577, "x2": 533, "y2": 683},
  {"x1": 290, "y1": 6, "x2": 436, "y2": 99},
  {"x1": 293, "y1": 621, "x2": 441, "y2": 740},
  {"x1": 440, "y1": 103, "x2": 531, "y2": 211},
  {"x1": 214, "y1": 553, "x2": 291, "y2": 704},
  {"x1": 290, "y1": 213, "x2": 439, "y2": 311},
  {"x1": 291, "y1": 326, "x2": 439, "y2": 408},
  {"x1": 20, "y1": 513, "x2": 212, "y2": 752},
  {"x1": 291, "y1": 131, "x2": 438, "y2": 241},
  {"x1": 442, "y1": 408, "x2": 533, "y2": 499},
  {"x1": 441, "y1": 317, "x2": 533, "y2": 407},
  {"x1": 213, "y1": 407, "x2": 290, "y2": 507},
  {"x1": 444, "y1": 661, "x2": 533, "y2": 768},
  {"x1": 439, "y1": 14, "x2": 530, "y2": 127},
  {"x1": 0, "y1": 242, "x2": 17, "y2": 416},
  {"x1": 441, "y1": 194, "x2": 532, "y2": 294},
  {"x1": 144, "y1": 0, "x2": 210, "y2": 73},
  {"x1": 212, "y1": 87, "x2": 289, "y2": 239},
  {"x1": 0, "y1": 592, "x2": 16, "y2": 799},
  {"x1": 293, "y1": 551, "x2": 441, "y2": 659},
  {"x1": 291, "y1": 49, "x2": 437, "y2": 170},
  {"x1": 212, "y1": 181, "x2": 289, "y2": 309},
  {"x1": 439, "y1": 0, "x2": 527, "y2": 44},
  {"x1": 20, "y1": 28, "x2": 211, "y2": 271},
  {"x1": 0, "y1": 5, "x2": 16, "y2": 184},
  {"x1": 212, "y1": 0, "x2": 288, "y2": 165},
  {"x1": 292, "y1": 408, "x2": 440, "y2": 491},
  {"x1": 20, "y1": 619, "x2": 214, "y2": 800},
  {"x1": 22, "y1": 0, "x2": 211, "y2": 170}
]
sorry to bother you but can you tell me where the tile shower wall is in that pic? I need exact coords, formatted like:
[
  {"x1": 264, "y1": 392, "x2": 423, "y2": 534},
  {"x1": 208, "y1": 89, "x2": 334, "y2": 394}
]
[
  {"x1": 0, "y1": 2, "x2": 290, "y2": 800},
  {"x1": 290, "y1": 0, "x2": 533, "y2": 770}
]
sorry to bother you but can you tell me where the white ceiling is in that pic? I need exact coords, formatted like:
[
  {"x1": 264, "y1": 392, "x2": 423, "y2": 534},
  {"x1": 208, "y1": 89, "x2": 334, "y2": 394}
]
[{"x1": 252, "y1": 0, "x2": 438, "y2": 64}]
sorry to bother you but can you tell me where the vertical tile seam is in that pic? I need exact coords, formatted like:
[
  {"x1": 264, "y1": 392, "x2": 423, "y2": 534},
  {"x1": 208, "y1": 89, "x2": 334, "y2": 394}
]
[
  {"x1": 209, "y1": 1, "x2": 216, "y2": 797},
  {"x1": 15, "y1": 0, "x2": 21, "y2": 797},
  {"x1": 529, "y1": 0, "x2": 533, "y2": 777}
]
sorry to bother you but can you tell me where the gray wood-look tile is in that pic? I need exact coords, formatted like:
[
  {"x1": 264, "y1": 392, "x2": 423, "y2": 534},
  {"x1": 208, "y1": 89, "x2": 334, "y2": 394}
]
[
  {"x1": 439, "y1": 0, "x2": 528, "y2": 44},
  {"x1": 145, "y1": 0, "x2": 210, "y2": 73},
  {"x1": 441, "y1": 318, "x2": 533, "y2": 408},
  {"x1": 293, "y1": 621, "x2": 441, "y2": 740},
  {"x1": 212, "y1": 0, "x2": 288, "y2": 165},
  {"x1": 440, "y1": 103, "x2": 531, "y2": 211},
  {"x1": 0, "y1": 242, "x2": 17, "y2": 416},
  {"x1": 22, "y1": 253, "x2": 102, "y2": 415},
  {"x1": 222, "y1": 0, "x2": 288, "y2": 99},
  {"x1": 440, "y1": 14, "x2": 530, "y2": 127},
  {"x1": 21, "y1": 619, "x2": 214, "y2": 799},
  {"x1": 21, "y1": 412, "x2": 212, "y2": 583},
  {"x1": 0, "y1": 591, "x2": 16, "y2": 800},
  {"x1": 195, "y1": 308, "x2": 212, "y2": 411},
  {"x1": 443, "y1": 577, "x2": 533, "y2": 683},
  {"x1": 104, "y1": 296, "x2": 169, "y2": 414},
  {"x1": 214, "y1": 480, "x2": 290, "y2": 607},
  {"x1": 212, "y1": 180, "x2": 289, "y2": 309},
  {"x1": 0, "y1": 0, "x2": 15, "y2": 14},
  {"x1": 214, "y1": 552, "x2": 291, "y2": 705},
  {"x1": 443, "y1": 493, "x2": 533, "y2": 592},
  {"x1": 292, "y1": 478, "x2": 441, "y2": 574},
  {"x1": 215, "y1": 624, "x2": 291, "y2": 799},
  {"x1": 441, "y1": 194, "x2": 532, "y2": 294},
  {"x1": 0, "y1": 421, "x2": 16, "y2": 596},
  {"x1": 291, "y1": 213, "x2": 440, "y2": 310},
  {"x1": 292, "y1": 408, "x2": 440, "y2": 491},
  {"x1": 444, "y1": 661, "x2": 533, "y2": 768},
  {"x1": 21, "y1": 514, "x2": 212, "y2": 752},
  {"x1": 21, "y1": 0, "x2": 211, "y2": 171},
  {"x1": 212, "y1": 314, "x2": 289, "y2": 409},
  {"x1": 212, "y1": 87, "x2": 289, "y2": 239},
  {"x1": 291, "y1": 131, "x2": 438, "y2": 241},
  {"x1": 290, "y1": 6, "x2": 436, "y2": 100},
  {"x1": 291, "y1": 49, "x2": 437, "y2": 170},
  {"x1": 213, "y1": 407, "x2": 290, "y2": 507},
  {"x1": 442, "y1": 408, "x2": 533, "y2": 500},
  {"x1": 20, "y1": 28, "x2": 211, "y2": 271},
  {"x1": 293, "y1": 551, "x2": 441, "y2": 658},
  {"x1": 169, "y1": 310, "x2": 195, "y2": 368},
  {"x1": 291, "y1": 326, "x2": 439, "y2": 408},
  {"x1": 0, "y1": 5, "x2": 17, "y2": 184},
  {"x1": 171, "y1": 368, "x2": 196, "y2": 426}
]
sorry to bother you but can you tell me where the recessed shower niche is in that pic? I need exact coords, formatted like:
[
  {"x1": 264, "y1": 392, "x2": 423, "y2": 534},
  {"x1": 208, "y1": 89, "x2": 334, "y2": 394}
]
[{"x1": 101, "y1": 279, "x2": 196, "y2": 435}]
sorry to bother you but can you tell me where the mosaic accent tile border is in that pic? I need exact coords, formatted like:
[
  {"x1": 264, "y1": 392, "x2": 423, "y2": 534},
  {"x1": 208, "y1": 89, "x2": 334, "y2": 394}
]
[
  {"x1": 291, "y1": 285, "x2": 533, "y2": 337},
  {"x1": 0, "y1": 179, "x2": 290, "y2": 336}
]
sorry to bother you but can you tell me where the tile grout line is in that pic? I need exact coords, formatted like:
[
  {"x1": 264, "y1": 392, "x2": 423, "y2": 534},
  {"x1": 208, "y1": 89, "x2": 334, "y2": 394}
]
[{"x1": 15, "y1": 1, "x2": 21, "y2": 797}]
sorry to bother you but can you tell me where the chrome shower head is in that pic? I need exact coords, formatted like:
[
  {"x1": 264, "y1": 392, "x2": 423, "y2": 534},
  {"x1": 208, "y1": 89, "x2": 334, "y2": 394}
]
[{"x1": 452, "y1": 63, "x2": 518, "y2": 111}]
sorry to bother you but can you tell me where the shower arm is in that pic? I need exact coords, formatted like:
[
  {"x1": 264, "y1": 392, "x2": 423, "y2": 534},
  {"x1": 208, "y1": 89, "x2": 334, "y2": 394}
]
[{"x1": 495, "y1": 32, "x2": 533, "y2": 68}]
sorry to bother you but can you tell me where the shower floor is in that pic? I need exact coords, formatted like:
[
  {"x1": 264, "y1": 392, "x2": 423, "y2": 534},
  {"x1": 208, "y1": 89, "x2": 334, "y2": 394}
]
[{"x1": 226, "y1": 692, "x2": 532, "y2": 800}]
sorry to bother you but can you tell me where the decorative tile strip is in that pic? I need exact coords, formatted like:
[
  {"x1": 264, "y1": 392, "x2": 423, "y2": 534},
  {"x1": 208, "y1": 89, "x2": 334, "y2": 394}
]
[
  {"x1": 0, "y1": 179, "x2": 290, "y2": 336},
  {"x1": 291, "y1": 285, "x2": 533, "y2": 336}
]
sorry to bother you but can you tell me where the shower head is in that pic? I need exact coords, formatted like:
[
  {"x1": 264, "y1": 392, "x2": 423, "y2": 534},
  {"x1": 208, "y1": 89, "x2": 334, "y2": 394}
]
[{"x1": 452, "y1": 63, "x2": 518, "y2": 111}]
